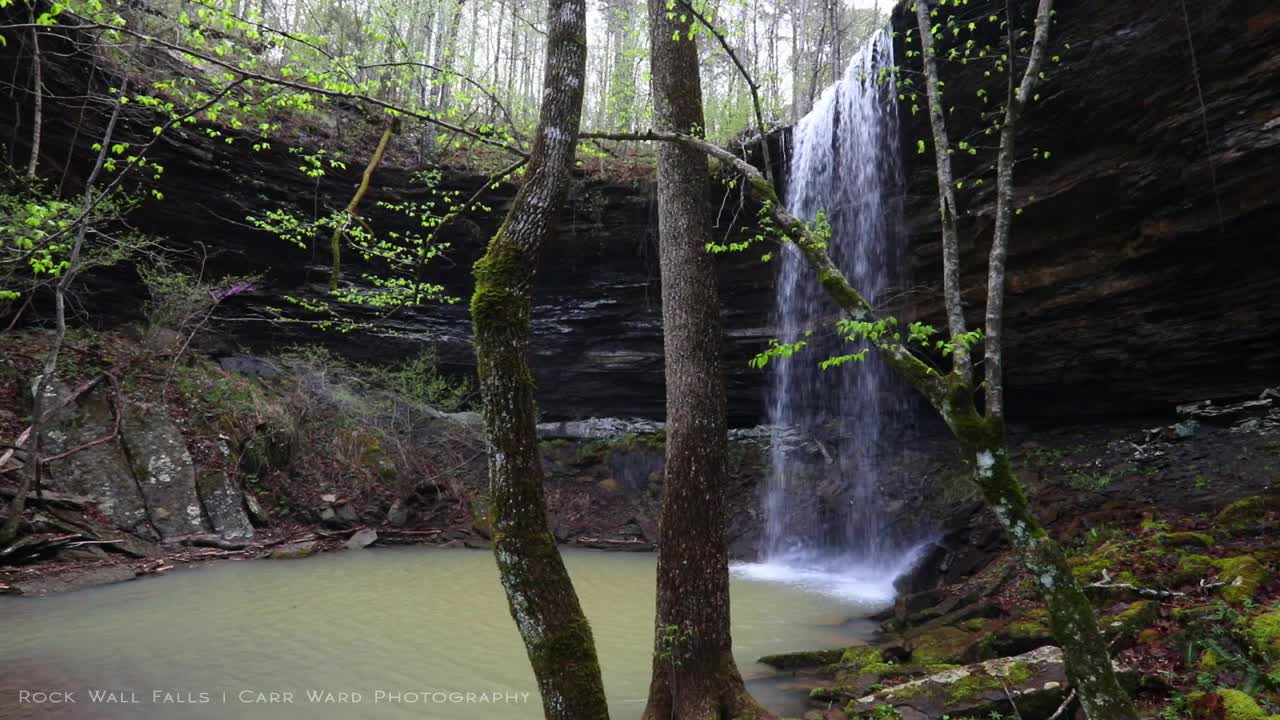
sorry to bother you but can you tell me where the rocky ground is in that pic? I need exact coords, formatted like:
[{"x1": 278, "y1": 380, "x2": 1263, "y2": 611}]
[{"x1": 758, "y1": 398, "x2": 1280, "y2": 720}]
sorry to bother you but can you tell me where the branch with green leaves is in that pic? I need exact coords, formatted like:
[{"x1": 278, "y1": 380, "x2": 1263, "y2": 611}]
[{"x1": 581, "y1": 128, "x2": 955, "y2": 411}]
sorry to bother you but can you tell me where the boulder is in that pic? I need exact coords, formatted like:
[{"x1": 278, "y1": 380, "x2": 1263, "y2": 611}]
[
  {"x1": 242, "y1": 490, "x2": 270, "y2": 525},
  {"x1": 39, "y1": 382, "x2": 153, "y2": 539},
  {"x1": 344, "y1": 529, "x2": 378, "y2": 550},
  {"x1": 194, "y1": 469, "x2": 254, "y2": 540},
  {"x1": 386, "y1": 499, "x2": 409, "y2": 527},
  {"x1": 120, "y1": 402, "x2": 208, "y2": 538},
  {"x1": 334, "y1": 503, "x2": 358, "y2": 524}
]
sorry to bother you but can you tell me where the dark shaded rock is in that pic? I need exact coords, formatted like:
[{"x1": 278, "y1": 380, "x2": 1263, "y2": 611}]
[
  {"x1": 120, "y1": 402, "x2": 208, "y2": 538},
  {"x1": 9, "y1": 0, "x2": 1277, "y2": 425},
  {"x1": 888, "y1": 0, "x2": 1280, "y2": 423},
  {"x1": 39, "y1": 382, "x2": 153, "y2": 539},
  {"x1": 218, "y1": 354, "x2": 281, "y2": 378}
]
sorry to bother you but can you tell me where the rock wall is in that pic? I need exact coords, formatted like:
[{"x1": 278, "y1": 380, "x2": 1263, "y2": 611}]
[
  {"x1": 2, "y1": 0, "x2": 1277, "y2": 426},
  {"x1": 889, "y1": 0, "x2": 1280, "y2": 421}
]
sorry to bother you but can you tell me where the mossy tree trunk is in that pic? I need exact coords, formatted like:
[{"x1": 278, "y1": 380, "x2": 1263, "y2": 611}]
[
  {"x1": 640, "y1": 3, "x2": 773, "y2": 719},
  {"x1": 470, "y1": 2, "x2": 609, "y2": 719},
  {"x1": 942, "y1": 385, "x2": 1136, "y2": 720}
]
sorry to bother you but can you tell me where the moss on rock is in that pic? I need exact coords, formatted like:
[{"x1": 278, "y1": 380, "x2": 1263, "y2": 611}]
[
  {"x1": 908, "y1": 626, "x2": 978, "y2": 665},
  {"x1": 1246, "y1": 610, "x2": 1280, "y2": 662},
  {"x1": 1156, "y1": 531, "x2": 1215, "y2": 549},
  {"x1": 1215, "y1": 496, "x2": 1266, "y2": 528},
  {"x1": 840, "y1": 645, "x2": 884, "y2": 669},
  {"x1": 1215, "y1": 688, "x2": 1276, "y2": 720},
  {"x1": 1173, "y1": 554, "x2": 1217, "y2": 586},
  {"x1": 1101, "y1": 600, "x2": 1158, "y2": 649},
  {"x1": 1213, "y1": 555, "x2": 1268, "y2": 605},
  {"x1": 758, "y1": 647, "x2": 845, "y2": 670}
]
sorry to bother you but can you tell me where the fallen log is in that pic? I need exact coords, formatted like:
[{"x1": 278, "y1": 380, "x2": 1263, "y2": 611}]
[
  {"x1": 573, "y1": 537, "x2": 655, "y2": 552},
  {"x1": 162, "y1": 534, "x2": 252, "y2": 551}
]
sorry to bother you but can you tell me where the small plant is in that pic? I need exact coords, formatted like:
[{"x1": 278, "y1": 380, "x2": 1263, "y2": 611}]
[
  {"x1": 655, "y1": 623, "x2": 692, "y2": 667},
  {"x1": 1069, "y1": 470, "x2": 1115, "y2": 491},
  {"x1": 1194, "y1": 474, "x2": 1211, "y2": 489},
  {"x1": 382, "y1": 350, "x2": 474, "y2": 412},
  {"x1": 872, "y1": 705, "x2": 903, "y2": 720},
  {"x1": 1160, "y1": 694, "x2": 1187, "y2": 720},
  {"x1": 1025, "y1": 447, "x2": 1068, "y2": 467}
]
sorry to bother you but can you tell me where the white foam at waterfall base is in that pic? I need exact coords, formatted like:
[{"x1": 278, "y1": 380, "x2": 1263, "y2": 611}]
[{"x1": 731, "y1": 543, "x2": 929, "y2": 609}]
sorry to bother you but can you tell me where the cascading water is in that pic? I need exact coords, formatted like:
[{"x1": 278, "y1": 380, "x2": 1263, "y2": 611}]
[{"x1": 734, "y1": 28, "x2": 924, "y2": 606}]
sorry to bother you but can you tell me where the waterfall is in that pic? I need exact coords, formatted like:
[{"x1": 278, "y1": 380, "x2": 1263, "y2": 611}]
[{"x1": 735, "y1": 28, "x2": 923, "y2": 606}]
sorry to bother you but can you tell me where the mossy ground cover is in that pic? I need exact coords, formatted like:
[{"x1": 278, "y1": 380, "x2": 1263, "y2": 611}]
[{"x1": 783, "y1": 494, "x2": 1279, "y2": 719}]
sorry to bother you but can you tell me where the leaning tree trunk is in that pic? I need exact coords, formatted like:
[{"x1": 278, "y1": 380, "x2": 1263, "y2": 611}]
[
  {"x1": 470, "y1": 2, "x2": 609, "y2": 719},
  {"x1": 641, "y1": 3, "x2": 772, "y2": 719},
  {"x1": 945, "y1": 388, "x2": 1137, "y2": 720}
]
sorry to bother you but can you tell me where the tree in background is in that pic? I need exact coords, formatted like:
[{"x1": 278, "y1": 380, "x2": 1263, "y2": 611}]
[{"x1": 468, "y1": 1, "x2": 612, "y2": 718}]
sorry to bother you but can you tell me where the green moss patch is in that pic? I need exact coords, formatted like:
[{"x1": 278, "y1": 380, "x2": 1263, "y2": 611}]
[
  {"x1": 908, "y1": 626, "x2": 978, "y2": 665},
  {"x1": 1213, "y1": 555, "x2": 1268, "y2": 605},
  {"x1": 1155, "y1": 531, "x2": 1215, "y2": 549},
  {"x1": 1215, "y1": 496, "x2": 1267, "y2": 528},
  {"x1": 1246, "y1": 610, "x2": 1280, "y2": 662}
]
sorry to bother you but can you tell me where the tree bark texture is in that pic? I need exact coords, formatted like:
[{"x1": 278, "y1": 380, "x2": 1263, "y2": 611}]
[
  {"x1": 641, "y1": 3, "x2": 772, "y2": 719},
  {"x1": 469, "y1": 2, "x2": 609, "y2": 719}
]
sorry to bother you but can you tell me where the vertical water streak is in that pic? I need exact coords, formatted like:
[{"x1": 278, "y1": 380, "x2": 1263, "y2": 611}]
[{"x1": 762, "y1": 27, "x2": 909, "y2": 577}]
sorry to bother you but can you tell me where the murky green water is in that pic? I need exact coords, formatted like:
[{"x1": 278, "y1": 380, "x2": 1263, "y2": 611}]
[{"x1": 1, "y1": 548, "x2": 885, "y2": 719}]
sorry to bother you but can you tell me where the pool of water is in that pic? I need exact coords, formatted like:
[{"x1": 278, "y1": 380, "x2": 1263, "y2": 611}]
[{"x1": 1, "y1": 548, "x2": 890, "y2": 719}]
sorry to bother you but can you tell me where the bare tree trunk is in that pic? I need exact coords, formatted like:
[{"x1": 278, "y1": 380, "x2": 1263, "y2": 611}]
[
  {"x1": 470, "y1": 1, "x2": 609, "y2": 718},
  {"x1": 640, "y1": 3, "x2": 773, "y2": 719},
  {"x1": 25, "y1": 15, "x2": 42, "y2": 180},
  {"x1": 1, "y1": 75, "x2": 130, "y2": 545},
  {"x1": 985, "y1": 0, "x2": 1055, "y2": 419},
  {"x1": 913, "y1": 0, "x2": 971, "y2": 383}
]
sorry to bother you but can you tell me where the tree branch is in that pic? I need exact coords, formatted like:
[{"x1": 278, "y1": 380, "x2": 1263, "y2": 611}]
[
  {"x1": 672, "y1": 0, "x2": 774, "y2": 183},
  {"x1": 581, "y1": 129, "x2": 950, "y2": 411},
  {"x1": 984, "y1": 0, "x2": 1054, "y2": 419},
  {"x1": 914, "y1": 0, "x2": 972, "y2": 385},
  {"x1": 4, "y1": 16, "x2": 529, "y2": 159}
]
